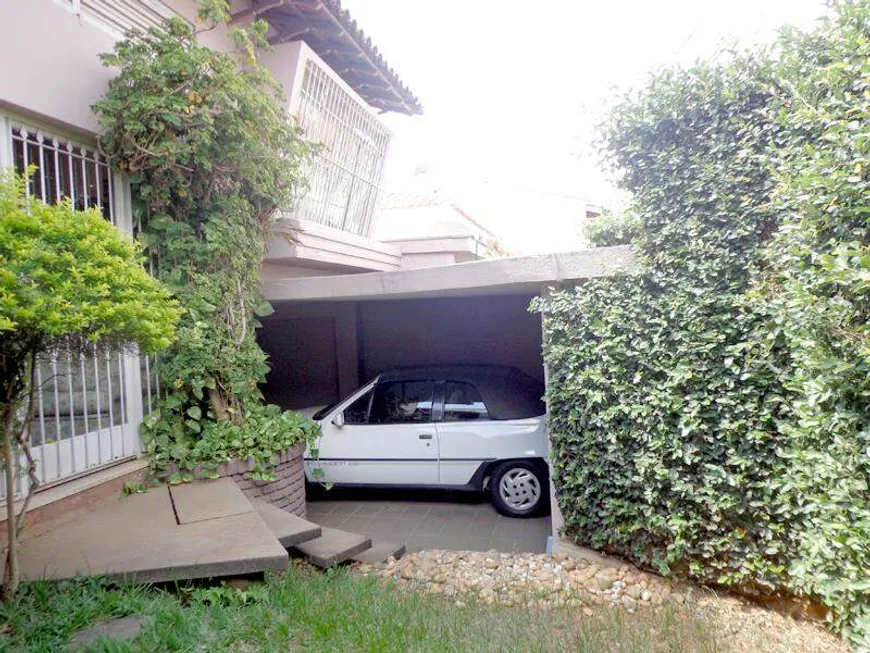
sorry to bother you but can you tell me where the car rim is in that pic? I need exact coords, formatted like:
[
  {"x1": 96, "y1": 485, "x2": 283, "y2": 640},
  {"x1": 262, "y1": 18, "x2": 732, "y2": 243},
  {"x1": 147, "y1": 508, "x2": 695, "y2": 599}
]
[{"x1": 498, "y1": 468, "x2": 541, "y2": 511}]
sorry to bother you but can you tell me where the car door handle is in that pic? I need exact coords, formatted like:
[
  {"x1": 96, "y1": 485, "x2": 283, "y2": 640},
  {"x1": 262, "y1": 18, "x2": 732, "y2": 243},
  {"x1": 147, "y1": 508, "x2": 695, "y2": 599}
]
[{"x1": 418, "y1": 434, "x2": 433, "y2": 440}]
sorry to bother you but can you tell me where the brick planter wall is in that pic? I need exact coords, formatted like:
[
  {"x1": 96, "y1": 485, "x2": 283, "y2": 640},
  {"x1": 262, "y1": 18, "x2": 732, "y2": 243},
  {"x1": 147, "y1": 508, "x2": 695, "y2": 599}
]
[{"x1": 216, "y1": 447, "x2": 306, "y2": 518}]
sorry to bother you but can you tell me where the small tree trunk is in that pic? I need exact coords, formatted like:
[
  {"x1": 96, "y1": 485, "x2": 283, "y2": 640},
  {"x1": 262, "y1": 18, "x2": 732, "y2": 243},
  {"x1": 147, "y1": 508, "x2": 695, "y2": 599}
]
[
  {"x1": 209, "y1": 387, "x2": 230, "y2": 422},
  {"x1": 1, "y1": 348, "x2": 37, "y2": 601},
  {"x1": 2, "y1": 419, "x2": 18, "y2": 600}
]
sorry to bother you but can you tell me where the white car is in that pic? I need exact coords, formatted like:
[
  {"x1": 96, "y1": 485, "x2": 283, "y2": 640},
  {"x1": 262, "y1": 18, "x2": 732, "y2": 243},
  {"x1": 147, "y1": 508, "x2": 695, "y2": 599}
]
[{"x1": 305, "y1": 365, "x2": 550, "y2": 518}]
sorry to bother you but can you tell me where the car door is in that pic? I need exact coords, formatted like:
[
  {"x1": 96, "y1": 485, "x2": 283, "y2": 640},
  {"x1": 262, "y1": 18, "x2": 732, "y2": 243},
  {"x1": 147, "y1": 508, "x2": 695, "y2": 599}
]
[
  {"x1": 435, "y1": 379, "x2": 545, "y2": 486},
  {"x1": 310, "y1": 379, "x2": 439, "y2": 486}
]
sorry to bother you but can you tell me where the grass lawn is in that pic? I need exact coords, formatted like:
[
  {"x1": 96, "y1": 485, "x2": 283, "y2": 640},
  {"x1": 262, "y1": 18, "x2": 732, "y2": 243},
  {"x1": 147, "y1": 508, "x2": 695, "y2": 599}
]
[{"x1": 0, "y1": 567, "x2": 718, "y2": 652}]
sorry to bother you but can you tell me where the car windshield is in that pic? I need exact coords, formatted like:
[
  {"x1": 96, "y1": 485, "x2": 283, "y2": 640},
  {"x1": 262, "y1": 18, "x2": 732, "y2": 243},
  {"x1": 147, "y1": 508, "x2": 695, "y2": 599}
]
[
  {"x1": 312, "y1": 382, "x2": 375, "y2": 421},
  {"x1": 311, "y1": 401, "x2": 340, "y2": 421}
]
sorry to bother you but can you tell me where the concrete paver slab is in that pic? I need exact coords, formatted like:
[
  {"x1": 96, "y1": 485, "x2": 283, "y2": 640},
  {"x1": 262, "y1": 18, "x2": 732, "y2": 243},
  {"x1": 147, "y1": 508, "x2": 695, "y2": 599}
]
[
  {"x1": 71, "y1": 616, "x2": 150, "y2": 645},
  {"x1": 252, "y1": 500, "x2": 321, "y2": 548},
  {"x1": 169, "y1": 477, "x2": 253, "y2": 524},
  {"x1": 293, "y1": 527, "x2": 371, "y2": 568},
  {"x1": 351, "y1": 541, "x2": 406, "y2": 565},
  {"x1": 17, "y1": 480, "x2": 289, "y2": 584}
]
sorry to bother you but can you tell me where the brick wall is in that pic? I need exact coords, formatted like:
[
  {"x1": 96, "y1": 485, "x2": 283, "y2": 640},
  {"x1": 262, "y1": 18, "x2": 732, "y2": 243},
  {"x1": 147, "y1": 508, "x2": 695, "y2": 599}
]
[{"x1": 216, "y1": 447, "x2": 307, "y2": 518}]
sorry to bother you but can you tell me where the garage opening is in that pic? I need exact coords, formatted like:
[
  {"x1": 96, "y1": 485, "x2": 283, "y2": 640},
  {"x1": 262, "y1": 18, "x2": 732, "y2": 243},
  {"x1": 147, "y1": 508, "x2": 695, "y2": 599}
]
[
  {"x1": 259, "y1": 293, "x2": 543, "y2": 411},
  {"x1": 257, "y1": 248, "x2": 635, "y2": 555},
  {"x1": 258, "y1": 292, "x2": 550, "y2": 553}
]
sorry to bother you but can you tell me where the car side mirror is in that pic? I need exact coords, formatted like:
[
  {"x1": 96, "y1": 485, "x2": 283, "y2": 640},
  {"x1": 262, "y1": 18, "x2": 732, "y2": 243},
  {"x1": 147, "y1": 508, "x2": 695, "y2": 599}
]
[{"x1": 332, "y1": 412, "x2": 345, "y2": 428}]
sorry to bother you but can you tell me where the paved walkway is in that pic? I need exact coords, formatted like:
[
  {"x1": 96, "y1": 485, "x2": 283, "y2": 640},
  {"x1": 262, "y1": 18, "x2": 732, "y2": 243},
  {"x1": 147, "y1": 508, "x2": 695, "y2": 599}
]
[
  {"x1": 13, "y1": 478, "x2": 288, "y2": 583},
  {"x1": 306, "y1": 488, "x2": 550, "y2": 554}
]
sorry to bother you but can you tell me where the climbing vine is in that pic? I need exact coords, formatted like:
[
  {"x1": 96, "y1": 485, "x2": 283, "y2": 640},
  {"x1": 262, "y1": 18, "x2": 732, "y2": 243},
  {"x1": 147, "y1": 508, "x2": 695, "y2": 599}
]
[{"x1": 93, "y1": 1, "x2": 319, "y2": 482}]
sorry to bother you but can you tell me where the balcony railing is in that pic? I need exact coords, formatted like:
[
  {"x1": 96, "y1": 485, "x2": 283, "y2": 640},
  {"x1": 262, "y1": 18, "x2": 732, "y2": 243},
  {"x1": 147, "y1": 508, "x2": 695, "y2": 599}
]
[{"x1": 290, "y1": 58, "x2": 391, "y2": 238}]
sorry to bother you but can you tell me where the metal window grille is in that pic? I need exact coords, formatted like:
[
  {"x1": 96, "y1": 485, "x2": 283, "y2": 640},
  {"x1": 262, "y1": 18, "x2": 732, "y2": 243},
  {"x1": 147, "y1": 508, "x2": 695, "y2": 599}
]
[
  {"x1": 55, "y1": 0, "x2": 180, "y2": 37},
  {"x1": 291, "y1": 59, "x2": 391, "y2": 238},
  {"x1": 3, "y1": 123, "x2": 152, "y2": 497},
  {"x1": 12, "y1": 125, "x2": 114, "y2": 222}
]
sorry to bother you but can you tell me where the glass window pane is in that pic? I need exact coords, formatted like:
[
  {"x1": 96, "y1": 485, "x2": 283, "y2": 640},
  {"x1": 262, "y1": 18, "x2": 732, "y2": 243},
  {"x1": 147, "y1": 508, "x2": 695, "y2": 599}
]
[
  {"x1": 443, "y1": 382, "x2": 489, "y2": 422},
  {"x1": 343, "y1": 388, "x2": 374, "y2": 424},
  {"x1": 370, "y1": 381, "x2": 434, "y2": 424}
]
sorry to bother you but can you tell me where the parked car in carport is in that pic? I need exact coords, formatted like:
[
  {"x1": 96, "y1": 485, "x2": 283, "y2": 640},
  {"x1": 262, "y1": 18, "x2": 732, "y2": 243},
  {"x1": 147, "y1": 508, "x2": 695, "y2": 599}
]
[{"x1": 305, "y1": 365, "x2": 550, "y2": 518}]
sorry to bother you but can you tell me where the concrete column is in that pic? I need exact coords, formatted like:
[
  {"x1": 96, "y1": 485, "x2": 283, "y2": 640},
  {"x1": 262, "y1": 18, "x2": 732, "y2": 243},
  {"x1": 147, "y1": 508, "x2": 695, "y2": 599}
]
[
  {"x1": 334, "y1": 303, "x2": 360, "y2": 396},
  {"x1": 540, "y1": 285, "x2": 564, "y2": 541}
]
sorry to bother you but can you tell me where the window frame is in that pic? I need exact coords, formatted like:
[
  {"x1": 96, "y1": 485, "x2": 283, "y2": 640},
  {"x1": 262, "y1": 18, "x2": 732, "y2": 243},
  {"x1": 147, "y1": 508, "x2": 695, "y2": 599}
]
[
  {"x1": 341, "y1": 385, "x2": 375, "y2": 425},
  {"x1": 366, "y1": 378, "x2": 437, "y2": 426}
]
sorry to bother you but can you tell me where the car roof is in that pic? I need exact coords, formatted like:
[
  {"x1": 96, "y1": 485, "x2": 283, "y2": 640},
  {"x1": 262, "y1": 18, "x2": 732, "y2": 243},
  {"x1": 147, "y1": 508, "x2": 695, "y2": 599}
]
[{"x1": 374, "y1": 365, "x2": 545, "y2": 420}]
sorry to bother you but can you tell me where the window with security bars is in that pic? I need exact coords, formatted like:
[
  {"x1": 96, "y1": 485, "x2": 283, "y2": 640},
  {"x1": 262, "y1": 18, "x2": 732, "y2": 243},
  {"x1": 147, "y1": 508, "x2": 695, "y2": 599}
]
[
  {"x1": 4, "y1": 122, "x2": 154, "y2": 493},
  {"x1": 12, "y1": 125, "x2": 114, "y2": 221},
  {"x1": 292, "y1": 59, "x2": 391, "y2": 237},
  {"x1": 53, "y1": 0, "x2": 181, "y2": 38}
]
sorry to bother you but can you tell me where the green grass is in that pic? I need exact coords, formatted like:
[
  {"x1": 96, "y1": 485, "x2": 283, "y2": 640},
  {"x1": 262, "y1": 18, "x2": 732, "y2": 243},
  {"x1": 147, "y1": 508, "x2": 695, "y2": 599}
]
[{"x1": 0, "y1": 568, "x2": 719, "y2": 652}]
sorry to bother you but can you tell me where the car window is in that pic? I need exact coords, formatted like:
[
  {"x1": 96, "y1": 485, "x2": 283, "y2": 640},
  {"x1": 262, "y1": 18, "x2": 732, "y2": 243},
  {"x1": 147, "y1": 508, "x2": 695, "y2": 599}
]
[
  {"x1": 443, "y1": 381, "x2": 489, "y2": 421},
  {"x1": 343, "y1": 387, "x2": 374, "y2": 424},
  {"x1": 370, "y1": 380, "x2": 435, "y2": 424}
]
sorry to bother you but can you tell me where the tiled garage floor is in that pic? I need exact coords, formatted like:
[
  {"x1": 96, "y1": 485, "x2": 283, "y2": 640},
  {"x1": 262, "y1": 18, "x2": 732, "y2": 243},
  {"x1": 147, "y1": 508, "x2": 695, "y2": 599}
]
[{"x1": 306, "y1": 488, "x2": 550, "y2": 554}]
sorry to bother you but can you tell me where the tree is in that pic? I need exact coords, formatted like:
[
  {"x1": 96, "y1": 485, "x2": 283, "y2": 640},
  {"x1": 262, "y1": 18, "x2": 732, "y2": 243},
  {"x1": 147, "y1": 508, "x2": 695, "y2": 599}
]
[{"x1": 0, "y1": 170, "x2": 179, "y2": 599}]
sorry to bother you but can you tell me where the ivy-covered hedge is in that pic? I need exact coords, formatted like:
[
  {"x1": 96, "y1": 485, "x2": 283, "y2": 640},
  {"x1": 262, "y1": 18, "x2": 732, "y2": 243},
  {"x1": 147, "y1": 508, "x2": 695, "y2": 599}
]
[{"x1": 537, "y1": 3, "x2": 870, "y2": 647}]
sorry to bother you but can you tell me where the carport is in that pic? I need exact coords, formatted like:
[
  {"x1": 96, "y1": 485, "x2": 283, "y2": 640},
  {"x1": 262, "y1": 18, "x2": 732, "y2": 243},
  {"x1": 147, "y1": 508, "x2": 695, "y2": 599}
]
[{"x1": 258, "y1": 247, "x2": 634, "y2": 552}]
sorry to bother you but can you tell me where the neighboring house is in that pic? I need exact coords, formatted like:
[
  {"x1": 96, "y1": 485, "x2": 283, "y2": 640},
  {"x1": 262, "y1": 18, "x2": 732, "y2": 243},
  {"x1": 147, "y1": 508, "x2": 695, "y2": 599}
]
[
  {"x1": 0, "y1": 0, "x2": 421, "y2": 497},
  {"x1": 376, "y1": 189, "x2": 507, "y2": 268}
]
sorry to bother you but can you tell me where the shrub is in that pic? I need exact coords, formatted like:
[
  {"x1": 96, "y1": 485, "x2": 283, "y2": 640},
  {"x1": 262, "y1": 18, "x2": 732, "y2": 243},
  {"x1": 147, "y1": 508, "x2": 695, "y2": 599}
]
[
  {"x1": 582, "y1": 212, "x2": 640, "y2": 248},
  {"x1": 757, "y1": 3, "x2": 870, "y2": 642},
  {"x1": 0, "y1": 170, "x2": 179, "y2": 596},
  {"x1": 537, "y1": 54, "x2": 790, "y2": 587}
]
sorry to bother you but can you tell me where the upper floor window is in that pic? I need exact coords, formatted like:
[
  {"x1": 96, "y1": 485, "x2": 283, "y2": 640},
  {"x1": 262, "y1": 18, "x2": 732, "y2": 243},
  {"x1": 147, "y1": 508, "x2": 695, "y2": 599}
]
[
  {"x1": 292, "y1": 59, "x2": 391, "y2": 238},
  {"x1": 54, "y1": 0, "x2": 181, "y2": 38}
]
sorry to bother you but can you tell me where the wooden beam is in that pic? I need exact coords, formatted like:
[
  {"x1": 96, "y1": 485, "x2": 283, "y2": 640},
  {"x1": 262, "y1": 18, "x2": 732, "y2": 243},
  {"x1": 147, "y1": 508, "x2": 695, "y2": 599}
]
[{"x1": 267, "y1": 0, "x2": 418, "y2": 114}]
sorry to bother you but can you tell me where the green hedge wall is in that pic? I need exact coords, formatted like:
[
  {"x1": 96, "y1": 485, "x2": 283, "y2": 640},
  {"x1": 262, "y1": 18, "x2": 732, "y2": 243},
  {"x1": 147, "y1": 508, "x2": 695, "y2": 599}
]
[{"x1": 537, "y1": 3, "x2": 870, "y2": 647}]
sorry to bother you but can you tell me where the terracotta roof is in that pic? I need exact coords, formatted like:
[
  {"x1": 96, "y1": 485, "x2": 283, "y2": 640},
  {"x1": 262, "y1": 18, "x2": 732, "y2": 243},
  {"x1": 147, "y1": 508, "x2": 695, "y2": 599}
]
[{"x1": 259, "y1": 0, "x2": 422, "y2": 115}]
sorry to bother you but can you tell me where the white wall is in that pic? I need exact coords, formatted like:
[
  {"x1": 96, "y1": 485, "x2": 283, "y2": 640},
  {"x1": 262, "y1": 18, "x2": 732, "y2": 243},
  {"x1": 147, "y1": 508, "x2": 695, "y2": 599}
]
[{"x1": 0, "y1": 0, "x2": 238, "y2": 135}]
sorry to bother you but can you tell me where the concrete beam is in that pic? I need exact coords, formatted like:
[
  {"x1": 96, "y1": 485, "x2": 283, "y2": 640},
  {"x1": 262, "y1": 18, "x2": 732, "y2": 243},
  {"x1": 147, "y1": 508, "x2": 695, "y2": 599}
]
[
  {"x1": 262, "y1": 246, "x2": 636, "y2": 302},
  {"x1": 266, "y1": 217, "x2": 402, "y2": 272}
]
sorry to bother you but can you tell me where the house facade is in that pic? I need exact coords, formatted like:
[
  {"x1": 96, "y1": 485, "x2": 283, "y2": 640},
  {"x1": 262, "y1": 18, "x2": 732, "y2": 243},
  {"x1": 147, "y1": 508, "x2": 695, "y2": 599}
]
[
  {"x1": 0, "y1": 0, "x2": 427, "y2": 497},
  {"x1": 1, "y1": 2, "x2": 636, "y2": 559}
]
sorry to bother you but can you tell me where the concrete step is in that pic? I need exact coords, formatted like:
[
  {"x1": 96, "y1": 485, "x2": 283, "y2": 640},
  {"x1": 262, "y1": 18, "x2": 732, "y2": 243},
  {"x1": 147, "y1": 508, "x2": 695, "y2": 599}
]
[
  {"x1": 251, "y1": 500, "x2": 322, "y2": 548},
  {"x1": 292, "y1": 527, "x2": 372, "y2": 568},
  {"x1": 350, "y1": 541, "x2": 406, "y2": 565}
]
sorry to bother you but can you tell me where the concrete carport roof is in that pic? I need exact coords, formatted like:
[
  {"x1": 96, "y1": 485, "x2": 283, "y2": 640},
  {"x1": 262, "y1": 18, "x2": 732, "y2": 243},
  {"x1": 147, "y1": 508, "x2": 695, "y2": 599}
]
[
  {"x1": 258, "y1": 245, "x2": 636, "y2": 555},
  {"x1": 261, "y1": 246, "x2": 636, "y2": 302}
]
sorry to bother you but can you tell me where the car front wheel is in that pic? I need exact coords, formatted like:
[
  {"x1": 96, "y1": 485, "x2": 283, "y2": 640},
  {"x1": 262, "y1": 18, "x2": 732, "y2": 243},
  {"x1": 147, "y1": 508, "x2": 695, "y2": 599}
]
[{"x1": 490, "y1": 461, "x2": 549, "y2": 518}]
